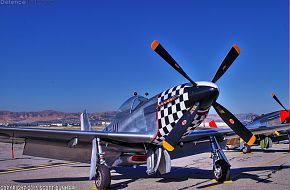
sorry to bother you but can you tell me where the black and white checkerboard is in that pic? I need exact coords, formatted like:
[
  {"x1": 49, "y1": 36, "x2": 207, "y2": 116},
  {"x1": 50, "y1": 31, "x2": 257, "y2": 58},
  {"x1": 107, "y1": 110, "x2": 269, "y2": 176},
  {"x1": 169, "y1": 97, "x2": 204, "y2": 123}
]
[{"x1": 153, "y1": 83, "x2": 209, "y2": 144}]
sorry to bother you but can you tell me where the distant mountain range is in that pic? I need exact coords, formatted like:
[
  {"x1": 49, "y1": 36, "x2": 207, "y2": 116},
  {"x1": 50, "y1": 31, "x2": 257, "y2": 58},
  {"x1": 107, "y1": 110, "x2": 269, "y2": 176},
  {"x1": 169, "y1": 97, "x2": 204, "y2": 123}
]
[
  {"x1": 0, "y1": 110, "x2": 259, "y2": 125},
  {"x1": 0, "y1": 110, "x2": 116, "y2": 124},
  {"x1": 205, "y1": 113, "x2": 259, "y2": 123}
]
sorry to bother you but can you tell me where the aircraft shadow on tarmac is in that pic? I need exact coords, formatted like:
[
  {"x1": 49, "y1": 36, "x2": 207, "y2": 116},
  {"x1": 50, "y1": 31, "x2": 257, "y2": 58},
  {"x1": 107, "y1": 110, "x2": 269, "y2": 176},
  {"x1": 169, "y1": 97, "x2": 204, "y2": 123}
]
[{"x1": 13, "y1": 164, "x2": 289, "y2": 189}]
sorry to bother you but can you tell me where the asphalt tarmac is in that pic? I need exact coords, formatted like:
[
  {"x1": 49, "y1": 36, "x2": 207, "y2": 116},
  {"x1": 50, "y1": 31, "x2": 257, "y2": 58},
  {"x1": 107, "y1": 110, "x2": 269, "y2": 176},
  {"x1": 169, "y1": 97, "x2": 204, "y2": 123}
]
[{"x1": 0, "y1": 142, "x2": 289, "y2": 190}]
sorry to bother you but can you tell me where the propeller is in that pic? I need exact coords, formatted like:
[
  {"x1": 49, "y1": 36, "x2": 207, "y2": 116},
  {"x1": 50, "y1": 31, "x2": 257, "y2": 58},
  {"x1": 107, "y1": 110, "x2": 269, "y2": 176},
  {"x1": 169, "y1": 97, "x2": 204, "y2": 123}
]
[
  {"x1": 272, "y1": 92, "x2": 287, "y2": 110},
  {"x1": 151, "y1": 40, "x2": 256, "y2": 150},
  {"x1": 212, "y1": 45, "x2": 240, "y2": 83},
  {"x1": 211, "y1": 44, "x2": 256, "y2": 145},
  {"x1": 213, "y1": 102, "x2": 256, "y2": 145},
  {"x1": 151, "y1": 40, "x2": 197, "y2": 86},
  {"x1": 163, "y1": 103, "x2": 200, "y2": 151}
]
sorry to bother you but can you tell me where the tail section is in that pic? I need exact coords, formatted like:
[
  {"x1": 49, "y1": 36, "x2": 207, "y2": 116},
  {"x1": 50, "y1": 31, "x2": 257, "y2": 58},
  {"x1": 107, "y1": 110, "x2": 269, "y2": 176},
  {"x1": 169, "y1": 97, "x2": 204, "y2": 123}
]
[
  {"x1": 80, "y1": 110, "x2": 92, "y2": 131},
  {"x1": 209, "y1": 120, "x2": 218, "y2": 128}
]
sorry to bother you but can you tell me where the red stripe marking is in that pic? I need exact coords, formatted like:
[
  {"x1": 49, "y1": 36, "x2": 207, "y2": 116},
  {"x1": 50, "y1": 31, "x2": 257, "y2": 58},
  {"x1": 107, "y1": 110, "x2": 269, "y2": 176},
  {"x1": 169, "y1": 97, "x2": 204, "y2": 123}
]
[{"x1": 157, "y1": 96, "x2": 178, "y2": 108}]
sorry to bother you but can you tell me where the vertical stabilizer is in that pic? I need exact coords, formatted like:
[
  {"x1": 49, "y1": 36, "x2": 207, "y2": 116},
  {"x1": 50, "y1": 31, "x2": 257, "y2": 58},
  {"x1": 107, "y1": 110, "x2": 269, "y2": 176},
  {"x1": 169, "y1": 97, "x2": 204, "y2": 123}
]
[{"x1": 80, "y1": 110, "x2": 92, "y2": 131}]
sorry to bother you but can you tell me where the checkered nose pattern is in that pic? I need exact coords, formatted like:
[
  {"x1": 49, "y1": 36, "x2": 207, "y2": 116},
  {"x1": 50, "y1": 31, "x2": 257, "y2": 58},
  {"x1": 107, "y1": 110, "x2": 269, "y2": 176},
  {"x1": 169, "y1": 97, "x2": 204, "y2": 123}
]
[{"x1": 153, "y1": 84, "x2": 208, "y2": 144}]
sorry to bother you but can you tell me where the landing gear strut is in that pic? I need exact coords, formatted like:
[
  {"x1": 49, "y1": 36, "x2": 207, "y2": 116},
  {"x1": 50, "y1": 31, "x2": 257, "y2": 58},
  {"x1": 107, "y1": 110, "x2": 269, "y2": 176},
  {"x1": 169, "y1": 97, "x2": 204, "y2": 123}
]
[
  {"x1": 93, "y1": 138, "x2": 111, "y2": 190},
  {"x1": 210, "y1": 136, "x2": 231, "y2": 182}
]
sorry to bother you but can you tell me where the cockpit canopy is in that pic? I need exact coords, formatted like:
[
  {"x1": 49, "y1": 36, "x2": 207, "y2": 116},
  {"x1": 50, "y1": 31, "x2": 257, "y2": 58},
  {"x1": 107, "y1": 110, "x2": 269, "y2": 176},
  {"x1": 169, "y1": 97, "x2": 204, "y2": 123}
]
[{"x1": 118, "y1": 95, "x2": 148, "y2": 113}]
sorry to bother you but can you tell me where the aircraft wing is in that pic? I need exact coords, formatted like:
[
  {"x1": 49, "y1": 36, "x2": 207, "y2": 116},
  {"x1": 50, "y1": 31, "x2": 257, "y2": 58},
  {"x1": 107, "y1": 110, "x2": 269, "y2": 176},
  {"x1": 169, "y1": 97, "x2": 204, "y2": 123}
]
[
  {"x1": 0, "y1": 127, "x2": 154, "y2": 164},
  {"x1": 182, "y1": 123, "x2": 290, "y2": 143}
]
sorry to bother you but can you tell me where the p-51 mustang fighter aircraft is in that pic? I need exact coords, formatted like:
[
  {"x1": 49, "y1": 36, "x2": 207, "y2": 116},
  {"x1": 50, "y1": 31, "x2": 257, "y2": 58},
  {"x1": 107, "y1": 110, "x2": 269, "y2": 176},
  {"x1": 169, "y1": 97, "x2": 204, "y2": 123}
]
[
  {"x1": 225, "y1": 92, "x2": 290, "y2": 153},
  {"x1": 0, "y1": 40, "x2": 289, "y2": 189}
]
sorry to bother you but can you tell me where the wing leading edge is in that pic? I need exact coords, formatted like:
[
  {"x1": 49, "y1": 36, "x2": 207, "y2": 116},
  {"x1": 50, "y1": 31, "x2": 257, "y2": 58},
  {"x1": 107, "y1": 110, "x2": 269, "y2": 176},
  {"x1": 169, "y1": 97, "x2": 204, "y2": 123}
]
[{"x1": 0, "y1": 126, "x2": 154, "y2": 144}]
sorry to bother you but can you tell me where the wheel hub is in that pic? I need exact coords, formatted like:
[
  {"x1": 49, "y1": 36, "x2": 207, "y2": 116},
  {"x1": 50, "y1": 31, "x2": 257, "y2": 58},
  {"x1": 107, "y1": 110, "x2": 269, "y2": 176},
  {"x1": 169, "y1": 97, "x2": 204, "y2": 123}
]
[
  {"x1": 214, "y1": 165, "x2": 222, "y2": 178},
  {"x1": 95, "y1": 170, "x2": 102, "y2": 187}
]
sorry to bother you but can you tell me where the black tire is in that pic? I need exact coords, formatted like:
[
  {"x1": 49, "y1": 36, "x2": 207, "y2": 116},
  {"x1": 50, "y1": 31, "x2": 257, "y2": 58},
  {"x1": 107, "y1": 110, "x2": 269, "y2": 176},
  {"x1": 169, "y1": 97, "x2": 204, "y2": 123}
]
[
  {"x1": 95, "y1": 165, "x2": 111, "y2": 190},
  {"x1": 242, "y1": 144, "x2": 251, "y2": 154},
  {"x1": 213, "y1": 160, "x2": 230, "y2": 182}
]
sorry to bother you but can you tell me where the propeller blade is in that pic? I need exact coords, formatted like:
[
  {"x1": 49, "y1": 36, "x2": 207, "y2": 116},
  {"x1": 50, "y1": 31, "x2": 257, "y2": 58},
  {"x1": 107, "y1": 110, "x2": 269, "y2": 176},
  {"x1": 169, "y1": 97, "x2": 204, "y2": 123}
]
[
  {"x1": 151, "y1": 40, "x2": 197, "y2": 86},
  {"x1": 212, "y1": 44, "x2": 240, "y2": 83},
  {"x1": 272, "y1": 93, "x2": 287, "y2": 110},
  {"x1": 212, "y1": 102, "x2": 256, "y2": 146},
  {"x1": 163, "y1": 103, "x2": 200, "y2": 151}
]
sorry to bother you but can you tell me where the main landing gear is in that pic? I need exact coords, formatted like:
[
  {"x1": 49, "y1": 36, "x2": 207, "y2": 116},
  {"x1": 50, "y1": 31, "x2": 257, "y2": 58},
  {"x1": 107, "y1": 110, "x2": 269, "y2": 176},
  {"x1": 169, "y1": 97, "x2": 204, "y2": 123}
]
[
  {"x1": 241, "y1": 144, "x2": 251, "y2": 154},
  {"x1": 240, "y1": 138, "x2": 252, "y2": 154},
  {"x1": 95, "y1": 164, "x2": 111, "y2": 190},
  {"x1": 93, "y1": 138, "x2": 111, "y2": 190},
  {"x1": 210, "y1": 136, "x2": 231, "y2": 182}
]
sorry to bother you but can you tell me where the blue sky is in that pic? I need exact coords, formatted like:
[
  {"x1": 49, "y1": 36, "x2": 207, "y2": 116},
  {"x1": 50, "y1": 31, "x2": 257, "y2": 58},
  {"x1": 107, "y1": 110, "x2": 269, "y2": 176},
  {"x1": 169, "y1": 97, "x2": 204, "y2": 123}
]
[{"x1": 0, "y1": 0, "x2": 288, "y2": 113}]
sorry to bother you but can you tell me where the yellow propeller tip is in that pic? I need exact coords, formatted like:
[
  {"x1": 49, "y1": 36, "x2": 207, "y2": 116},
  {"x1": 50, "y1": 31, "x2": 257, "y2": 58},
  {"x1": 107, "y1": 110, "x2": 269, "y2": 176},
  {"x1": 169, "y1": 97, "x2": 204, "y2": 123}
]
[
  {"x1": 272, "y1": 92, "x2": 276, "y2": 97},
  {"x1": 162, "y1": 140, "x2": 174, "y2": 152},
  {"x1": 247, "y1": 135, "x2": 256, "y2": 146},
  {"x1": 151, "y1": 40, "x2": 159, "y2": 50},
  {"x1": 233, "y1": 44, "x2": 240, "y2": 54}
]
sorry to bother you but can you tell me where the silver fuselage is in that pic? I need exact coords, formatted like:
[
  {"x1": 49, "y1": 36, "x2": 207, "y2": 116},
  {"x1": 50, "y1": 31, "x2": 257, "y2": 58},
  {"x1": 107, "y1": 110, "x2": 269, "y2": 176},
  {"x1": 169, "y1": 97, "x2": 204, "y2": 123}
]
[{"x1": 105, "y1": 81, "x2": 219, "y2": 145}]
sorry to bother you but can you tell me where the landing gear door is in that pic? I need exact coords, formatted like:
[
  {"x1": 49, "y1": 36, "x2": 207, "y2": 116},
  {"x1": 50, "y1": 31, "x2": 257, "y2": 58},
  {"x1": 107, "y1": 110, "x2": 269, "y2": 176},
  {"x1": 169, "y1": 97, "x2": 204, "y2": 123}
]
[{"x1": 158, "y1": 149, "x2": 171, "y2": 174}]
